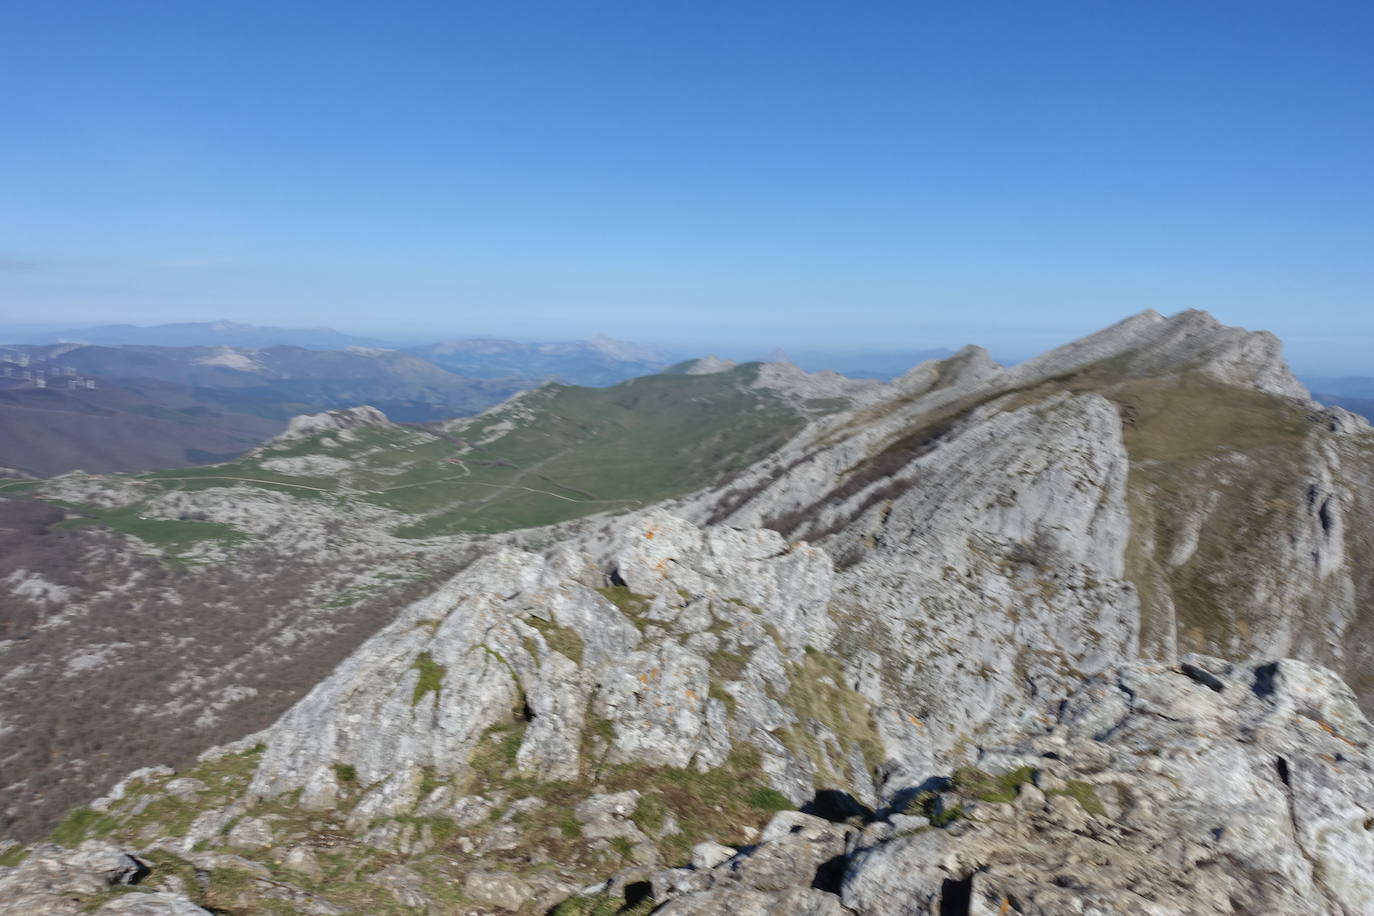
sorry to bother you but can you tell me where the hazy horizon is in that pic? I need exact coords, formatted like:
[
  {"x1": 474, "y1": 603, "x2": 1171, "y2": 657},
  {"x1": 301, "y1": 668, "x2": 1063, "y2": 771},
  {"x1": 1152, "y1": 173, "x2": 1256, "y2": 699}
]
[
  {"x1": 2, "y1": 310, "x2": 1370, "y2": 378},
  {"x1": 3, "y1": 3, "x2": 1371, "y2": 374}
]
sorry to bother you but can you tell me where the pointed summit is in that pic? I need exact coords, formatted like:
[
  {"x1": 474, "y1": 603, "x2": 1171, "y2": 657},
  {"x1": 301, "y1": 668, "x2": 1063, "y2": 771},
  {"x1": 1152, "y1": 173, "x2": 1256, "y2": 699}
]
[{"x1": 1007, "y1": 309, "x2": 1309, "y2": 400}]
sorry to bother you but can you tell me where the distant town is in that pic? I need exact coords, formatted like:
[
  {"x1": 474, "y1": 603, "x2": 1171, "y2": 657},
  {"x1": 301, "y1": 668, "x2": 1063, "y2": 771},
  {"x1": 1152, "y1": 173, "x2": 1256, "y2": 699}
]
[{"x1": 0, "y1": 350, "x2": 98, "y2": 390}]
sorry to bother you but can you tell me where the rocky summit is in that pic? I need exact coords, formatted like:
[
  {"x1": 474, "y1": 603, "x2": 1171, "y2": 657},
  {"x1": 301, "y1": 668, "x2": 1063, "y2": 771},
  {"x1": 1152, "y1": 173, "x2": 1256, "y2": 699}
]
[{"x1": 2, "y1": 310, "x2": 1373, "y2": 915}]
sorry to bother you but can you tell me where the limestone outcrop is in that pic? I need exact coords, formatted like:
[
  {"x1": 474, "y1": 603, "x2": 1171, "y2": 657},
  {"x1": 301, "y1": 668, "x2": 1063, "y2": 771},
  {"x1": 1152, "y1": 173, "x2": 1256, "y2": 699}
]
[
  {"x1": 4, "y1": 310, "x2": 1374, "y2": 915},
  {"x1": 652, "y1": 656, "x2": 1374, "y2": 915}
]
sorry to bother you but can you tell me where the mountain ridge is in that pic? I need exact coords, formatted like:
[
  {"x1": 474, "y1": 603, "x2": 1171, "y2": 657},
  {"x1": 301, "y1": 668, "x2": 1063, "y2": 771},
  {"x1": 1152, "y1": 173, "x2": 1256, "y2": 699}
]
[
  {"x1": 2, "y1": 309, "x2": 1373, "y2": 915},
  {"x1": 0, "y1": 320, "x2": 389, "y2": 350}
]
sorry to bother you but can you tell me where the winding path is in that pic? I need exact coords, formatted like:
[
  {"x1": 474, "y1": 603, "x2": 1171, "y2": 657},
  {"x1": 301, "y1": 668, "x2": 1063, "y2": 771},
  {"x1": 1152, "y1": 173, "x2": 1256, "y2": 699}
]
[{"x1": 143, "y1": 458, "x2": 640, "y2": 508}]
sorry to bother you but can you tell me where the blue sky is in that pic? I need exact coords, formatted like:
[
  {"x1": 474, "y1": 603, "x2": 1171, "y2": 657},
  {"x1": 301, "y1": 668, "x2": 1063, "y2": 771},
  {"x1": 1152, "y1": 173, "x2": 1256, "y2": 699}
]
[{"x1": 2, "y1": 1, "x2": 1372, "y2": 370}]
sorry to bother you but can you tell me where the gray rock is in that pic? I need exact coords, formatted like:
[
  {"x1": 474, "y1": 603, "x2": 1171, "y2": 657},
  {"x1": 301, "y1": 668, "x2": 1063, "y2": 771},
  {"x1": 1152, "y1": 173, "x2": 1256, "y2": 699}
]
[
  {"x1": 691, "y1": 841, "x2": 737, "y2": 870},
  {"x1": 373, "y1": 863, "x2": 429, "y2": 909},
  {"x1": 657, "y1": 886, "x2": 850, "y2": 915},
  {"x1": 575, "y1": 791, "x2": 644, "y2": 842},
  {"x1": 20, "y1": 309, "x2": 1374, "y2": 916},
  {"x1": 280, "y1": 845, "x2": 324, "y2": 881},
  {"x1": 0, "y1": 841, "x2": 154, "y2": 915},
  {"x1": 464, "y1": 869, "x2": 533, "y2": 911},
  {"x1": 246, "y1": 517, "x2": 864, "y2": 821},
  {"x1": 93, "y1": 895, "x2": 212, "y2": 916},
  {"x1": 224, "y1": 816, "x2": 273, "y2": 851},
  {"x1": 161, "y1": 778, "x2": 206, "y2": 801}
]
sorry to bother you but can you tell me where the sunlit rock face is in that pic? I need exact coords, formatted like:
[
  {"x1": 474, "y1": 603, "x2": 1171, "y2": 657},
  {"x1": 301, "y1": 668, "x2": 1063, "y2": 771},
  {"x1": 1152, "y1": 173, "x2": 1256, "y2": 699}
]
[{"x1": 6, "y1": 310, "x2": 1374, "y2": 915}]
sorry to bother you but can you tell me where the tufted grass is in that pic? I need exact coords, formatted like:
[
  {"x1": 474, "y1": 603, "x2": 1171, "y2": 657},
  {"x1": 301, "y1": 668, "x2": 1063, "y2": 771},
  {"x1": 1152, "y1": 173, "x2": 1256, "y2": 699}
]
[
  {"x1": 410, "y1": 651, "x2": 446, "y2": 707},
  {"x1": 524, "y1": 615, "x2": 585, "y2": 664},
  {"x1": 1050, "y1": 779, "x2": 1107, "y2": 817},
  {"x1": 950, "y1": 765, "x2": 1037, "y2": 804}
]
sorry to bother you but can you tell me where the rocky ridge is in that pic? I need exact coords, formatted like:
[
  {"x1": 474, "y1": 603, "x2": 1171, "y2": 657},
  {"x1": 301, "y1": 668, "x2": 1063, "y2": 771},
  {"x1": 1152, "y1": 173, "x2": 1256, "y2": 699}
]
[
  {"x1": 0, "y1": 361, "x2": 862, "y2": 843},
  {"x1": 3, "y1": 310, "x2": 1374, "y2": 914},
  {"x1": 5, "y1": 513, "x2": 1374, "y2": 913}
]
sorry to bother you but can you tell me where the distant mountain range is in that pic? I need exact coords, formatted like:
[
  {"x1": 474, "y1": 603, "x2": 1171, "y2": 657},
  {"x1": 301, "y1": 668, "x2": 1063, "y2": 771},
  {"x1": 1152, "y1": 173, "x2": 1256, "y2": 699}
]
[
  {"x1": 1303, "y1": 376, "x2": 1374, "y2": 399},
  {"x1": 6, "y1": 321, "x2": 1363, "y2": 481},
  {"x1": 782, "y1": 346, "x2": 955, "y2": 378},
  {"x1": 0, "y1": 321, "x2": 971, "y2": 382},
  {"x1": 1304, "y1": 376, "x2": 1374, "y2": 421},
  {"x1": 406, "y1": 334, "x2": 674, "y2": 386},
  {"x1": 0, "y1": 344, "x2": 530, "y2": 475},
  {"x1": 1312, "y1": 393, "x2": 1374, "y2": 422},
  {"x1": 0, "y1": 320, "x2": 388, "y2": 350},
  {"x1": 5, "y1": 311, "x2": 1374, "y2": 916}
]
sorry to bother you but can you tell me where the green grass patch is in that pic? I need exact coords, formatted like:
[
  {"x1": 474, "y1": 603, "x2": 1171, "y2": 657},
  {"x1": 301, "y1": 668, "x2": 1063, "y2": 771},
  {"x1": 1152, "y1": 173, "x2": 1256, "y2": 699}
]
[
  {"x1": 469, "y1": 722, "x2": 528, "y2": 782},
  {"x1": 1049, "y1": 779, "x2": 1107, "y2": 817},
  {"x1": 744, "y1": 786, "x2": 794, "y2": 812},
  {"x1": 950, "y1": 765, "x2": 1036, "y2": 804},
  {"x1": 708, "y1": 680, "x2": 738, "y2": 715},
  {"x1": 776, "y1": 647, "x2": 884, "y2": 780},
  {"x1": 51, "y1": 806, "x2": 118, "y2": 846},
  {"x1": 0, "y1": 844, "x2": 29, "y2": 866},
  {"x1": 525, "y1": 615, "x2": 586, "y2": 664},
  {"x1": 57, "y1": 503, "x2": 246, "y2": 553},
  {"x1": 1109, "y1": 373, "x2": 1315, "y2": 657},
  {"x1": 144, "y1": 460, "x2": 337, "y2": 493},
  {"x1": 552, "y1": 893, "x2": 656, "y2": 916},
  {"x1": 390, "y1": 369, "x2": 810, "y2": 535},
  {"x1": 595, "y1": 586, "x2": 652, "y2": 628},
  {"x1": 389, "y1": 814, "x2": 459, "y2": 845},
  {"x1": 708, "y1": 648, "x2": 749, "y2": 681},
  {"x1": 410, "y1": 651, "x2": 446, "y2": 707},
  {"x1": 631, "y1": 793, "x2": 668, "y2": 835},
  {"x1": 622, "y1": 747, "x2": 794, "y2": 850},
  {"x1": 900, "y1": 789, "x2": 964, "y2": 828},
  {"x1": 559, "y1": 810, "x2": 583, "y2": 839}
]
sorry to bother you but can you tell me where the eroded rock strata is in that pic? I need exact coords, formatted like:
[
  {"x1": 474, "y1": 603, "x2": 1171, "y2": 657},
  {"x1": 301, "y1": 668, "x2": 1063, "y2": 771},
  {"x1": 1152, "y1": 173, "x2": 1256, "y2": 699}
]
[{"x1": 3, "y1": 310, "x2": 1373, "y2": 915}]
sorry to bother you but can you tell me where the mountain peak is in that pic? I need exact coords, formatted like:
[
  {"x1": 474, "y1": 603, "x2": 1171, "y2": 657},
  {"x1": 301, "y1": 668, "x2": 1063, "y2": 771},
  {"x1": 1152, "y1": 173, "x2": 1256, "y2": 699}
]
[
  {"x1": 679, "y1": 355, "x2": 739, "y2": 375},
  {"x1": 585, "y1": 334, "x2": 667, "y2": 363},
  {"x1": 274, "y1": 405, "x2": 393, "y2": 443},
  {"x1": 1008, "y1": 308, "x2": 1308, "y2": 400}
]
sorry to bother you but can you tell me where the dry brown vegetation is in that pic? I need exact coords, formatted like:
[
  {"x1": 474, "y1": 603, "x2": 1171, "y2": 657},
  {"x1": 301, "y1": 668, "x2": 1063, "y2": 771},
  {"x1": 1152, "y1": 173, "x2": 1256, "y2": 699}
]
[{"x1": 0, "y1": 495, "x2": 466, "y2": 842}]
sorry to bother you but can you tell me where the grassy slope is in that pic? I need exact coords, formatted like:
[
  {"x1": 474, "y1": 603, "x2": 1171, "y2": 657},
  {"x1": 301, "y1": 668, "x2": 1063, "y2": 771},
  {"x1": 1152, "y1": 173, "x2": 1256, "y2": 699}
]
[
  {"x1": 952, "y1": 363, "x2": 1321, "y2": 660},
  {"x1": 1110, "y1": 374, "x2": 1314, "y2": 657},
  {"x1": 57, "y1": 504, "x2": 246, "y2": 552},
  {"x1": 75, "y1": 365, "x2": 812, "y2": 538},
  {"x1": 810, "y1": 354, "x2": 1335, "y2": 667},
  {"x1": 389, "y1": 366, "x2": 805, "y2": 535}
]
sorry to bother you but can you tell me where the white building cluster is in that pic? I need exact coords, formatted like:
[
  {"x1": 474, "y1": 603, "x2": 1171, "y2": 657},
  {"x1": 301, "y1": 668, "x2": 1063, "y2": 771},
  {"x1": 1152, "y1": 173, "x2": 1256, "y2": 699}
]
[{"x1": 0, "y1": 354, "x2": 97, "y2": 390}]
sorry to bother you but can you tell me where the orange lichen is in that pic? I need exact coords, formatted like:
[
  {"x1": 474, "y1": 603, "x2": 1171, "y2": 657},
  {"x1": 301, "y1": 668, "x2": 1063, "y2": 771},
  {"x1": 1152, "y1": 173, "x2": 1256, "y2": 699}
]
[{"x1": 1317, "y1": 719, "x2": 1360, "y2": 747}]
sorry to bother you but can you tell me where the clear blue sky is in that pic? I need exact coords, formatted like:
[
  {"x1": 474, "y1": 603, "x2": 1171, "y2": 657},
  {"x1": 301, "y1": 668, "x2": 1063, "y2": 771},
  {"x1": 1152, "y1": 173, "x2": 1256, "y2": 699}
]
[{"x1": 2, "y1": 1, "x2": 1371, "y2": 370}]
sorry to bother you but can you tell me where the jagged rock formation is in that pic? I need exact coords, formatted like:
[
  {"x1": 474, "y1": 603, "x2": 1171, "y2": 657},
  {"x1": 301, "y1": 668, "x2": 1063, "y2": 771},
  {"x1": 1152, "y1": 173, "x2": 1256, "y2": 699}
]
[
  {"x1": 0, "y1": 364, "x2": 854, "y2": 844},
  {"x1": 275, "y1": 404, "x2": 393, "y2": 441},
  {"x1": 650, "y1": 656, "x2": 1374, "y2": 915},
  {"x1": 247, "y1": 513, "x2": 878, "y2": 819},
  {"x1": 3, "y1": 310, "x2": 1373, "y2": 915},
  {"x1": 681, "y1": 309, "x2": 1374, "y2": 735}
]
